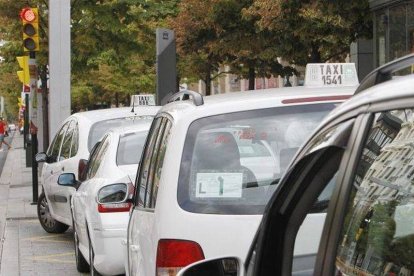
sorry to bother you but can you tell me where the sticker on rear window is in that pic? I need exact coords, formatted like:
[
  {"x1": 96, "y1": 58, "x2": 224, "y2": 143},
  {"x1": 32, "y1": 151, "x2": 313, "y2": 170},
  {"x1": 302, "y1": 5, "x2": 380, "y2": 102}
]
[{"x1": 195, "y1": 173, "x2": 243, "y2": 198}]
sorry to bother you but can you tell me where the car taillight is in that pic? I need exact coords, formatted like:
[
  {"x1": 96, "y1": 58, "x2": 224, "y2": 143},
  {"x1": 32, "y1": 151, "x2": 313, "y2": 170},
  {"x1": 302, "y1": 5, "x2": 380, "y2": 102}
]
[
  {"x1": 97, "y1": 182, "x2": 134, "y2": 213},
  {"x1": 156, "y1": 239, "x2": 204, "y2": 276},
  {"x1": 98, "y1": 202, "x2": 131, "y2": 213}
]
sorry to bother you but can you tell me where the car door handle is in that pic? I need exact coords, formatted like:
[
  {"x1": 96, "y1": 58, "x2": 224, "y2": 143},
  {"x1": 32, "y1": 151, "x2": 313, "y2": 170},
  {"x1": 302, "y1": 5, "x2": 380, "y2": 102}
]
[
  {"x1": 61, "y1": 167, "x2": 64, "y2": 171},
  {"x1": 130, "y1": 244, "x2": 140, "y2": 252}
]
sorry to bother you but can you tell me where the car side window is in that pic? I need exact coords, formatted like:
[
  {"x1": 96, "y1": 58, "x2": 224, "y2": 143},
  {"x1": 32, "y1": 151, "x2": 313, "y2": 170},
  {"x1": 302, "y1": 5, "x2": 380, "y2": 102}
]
[
  {"x1": 60, "y1": 120, "x2": 75, "y2": 160},
  {"x1": 148, "y1": 119, "x2": 172, "y2": 208},
  {"x1": 70, "y1": 122, "x2": 79, "y2": 157},
  {"x1": 336, "y1": 109, "x2": 414, "y2": 275},
  {"x1": 47, "y1": 122, "x2": 69, "y2": 162},
  {"x1": 135, "y1": 117, "x2": 163, "y2": 207},
  {"x1": 87, "y1": 135, "x2": 110, "y2": 179}
]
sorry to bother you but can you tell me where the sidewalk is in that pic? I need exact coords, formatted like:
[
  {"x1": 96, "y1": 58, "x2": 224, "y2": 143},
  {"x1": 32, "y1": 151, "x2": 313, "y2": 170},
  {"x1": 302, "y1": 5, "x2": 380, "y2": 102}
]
[{"x1": 0, "y1": 135, "x2": 86, "y2": 275}]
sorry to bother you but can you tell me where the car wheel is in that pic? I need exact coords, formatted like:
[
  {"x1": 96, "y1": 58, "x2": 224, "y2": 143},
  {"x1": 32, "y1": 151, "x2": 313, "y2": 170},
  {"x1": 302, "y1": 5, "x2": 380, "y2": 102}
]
[
  {"x1": 37, "y1": 192, "x2": 69, "y2": 233},
  {"x1": 73, "y1": 221, "x2": 89, "y2": 272},
  {"x1": 87, "y1": 226, "x2": 102, "y2": 276}
]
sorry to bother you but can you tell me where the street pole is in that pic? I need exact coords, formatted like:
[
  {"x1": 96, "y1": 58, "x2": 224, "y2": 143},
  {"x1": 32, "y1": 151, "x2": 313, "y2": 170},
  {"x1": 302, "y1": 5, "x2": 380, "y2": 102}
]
[
  {"x1": 29, "y1": 51, "x2": 39, "y2": 204},
  {"x1": 49, "y1": 0, "x2": 71, "y2": 141}
]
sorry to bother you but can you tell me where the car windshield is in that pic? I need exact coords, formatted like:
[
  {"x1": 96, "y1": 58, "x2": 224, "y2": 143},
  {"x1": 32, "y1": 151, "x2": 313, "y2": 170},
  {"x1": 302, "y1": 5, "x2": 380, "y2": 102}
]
[
  {"x1": 178, "y1": 102, "x2": 340, "y2": 215},
  {"x1": 116, "y1": 131, "x2": 149, "y2": 166},
  {"x1": 88, "y1": 116, "x2": 153, "y2": 151}
]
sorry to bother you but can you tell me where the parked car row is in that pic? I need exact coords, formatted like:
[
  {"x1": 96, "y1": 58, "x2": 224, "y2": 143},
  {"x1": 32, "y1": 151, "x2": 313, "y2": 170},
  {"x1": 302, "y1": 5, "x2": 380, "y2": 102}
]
[{"x1": 36, "y1": 55, "x2": 414, "y2": 276}]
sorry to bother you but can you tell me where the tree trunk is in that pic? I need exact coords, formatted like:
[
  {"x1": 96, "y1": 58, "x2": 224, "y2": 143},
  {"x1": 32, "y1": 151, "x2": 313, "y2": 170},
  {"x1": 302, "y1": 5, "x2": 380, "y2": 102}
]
[
  {"x1": 176, "y1": 75, "x2": 181, "y2": 92},
  {"x1": 205, "y1": 71, "x2": 212, "y2": 96},
  {"x1": 248, "y1": 67, "x2": 255, "y2": 90},
  {"x1": 115, "y1": 92, "x2": 119, "y2": 107},
  {"x1": 310, "y1": 44, "x2": 322, "y2": 63}
]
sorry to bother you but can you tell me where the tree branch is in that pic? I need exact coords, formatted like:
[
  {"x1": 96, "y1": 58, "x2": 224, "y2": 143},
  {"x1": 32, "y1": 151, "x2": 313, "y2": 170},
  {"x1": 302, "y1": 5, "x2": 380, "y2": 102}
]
[
  {"x1": 211, "y1": 70, "x2": 234, "y2": 80},
  {"x1": 322, "y1": 48, "x2": 349, "y2": 63}
]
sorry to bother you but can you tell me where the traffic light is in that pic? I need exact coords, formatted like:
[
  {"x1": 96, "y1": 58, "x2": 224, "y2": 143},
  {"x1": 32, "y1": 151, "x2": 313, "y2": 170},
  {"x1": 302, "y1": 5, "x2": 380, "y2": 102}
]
[
  {"x1": 16, "y1": 56, "x2": 30, "y2": 85},
  {"x1": 19, "y1": 7, "x2": 39, "y2": 52}
]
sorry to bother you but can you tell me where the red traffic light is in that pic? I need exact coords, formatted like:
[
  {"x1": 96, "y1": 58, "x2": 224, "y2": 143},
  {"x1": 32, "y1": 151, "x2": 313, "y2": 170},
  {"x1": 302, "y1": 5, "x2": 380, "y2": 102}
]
[{"x1": 20, "y1": 8, "x2": 36, "y2": 22}]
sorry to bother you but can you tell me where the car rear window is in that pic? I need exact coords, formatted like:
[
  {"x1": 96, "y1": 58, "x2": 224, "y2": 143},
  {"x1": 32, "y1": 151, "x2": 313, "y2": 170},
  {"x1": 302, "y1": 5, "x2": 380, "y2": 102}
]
[
  {"x1": 178, "y1": 103, "x2": 340, "y2": 215},
  {"x1": 116, "y1": 131, "x2": 149, "y2": 166},
  {"x1": 88, "y1": 116, "x2": 153, "y2": 151}
]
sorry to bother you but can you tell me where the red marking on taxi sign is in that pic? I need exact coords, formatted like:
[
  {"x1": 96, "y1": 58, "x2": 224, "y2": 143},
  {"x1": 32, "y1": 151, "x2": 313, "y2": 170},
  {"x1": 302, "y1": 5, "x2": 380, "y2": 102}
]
[{"x1": 282, "y1": 95, "x2": 351, "y2": 104}]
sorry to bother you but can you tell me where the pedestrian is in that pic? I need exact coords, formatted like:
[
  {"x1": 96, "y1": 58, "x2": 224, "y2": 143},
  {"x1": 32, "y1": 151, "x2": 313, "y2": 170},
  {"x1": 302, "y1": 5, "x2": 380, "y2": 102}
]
[{"x1": 0, "y1": 117, "x2": 11, "y2": 151}]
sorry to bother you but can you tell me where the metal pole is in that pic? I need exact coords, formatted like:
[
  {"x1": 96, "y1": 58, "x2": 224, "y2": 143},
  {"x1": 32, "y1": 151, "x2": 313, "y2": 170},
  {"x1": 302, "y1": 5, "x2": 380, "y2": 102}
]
[
  {"x1": 31, "y1": 131, "x2": 38, "y2": 203},
  {"x1": 29, "y1": 51, "x2": 38, "y2": 203},
  {"x1": 24, "y1": 94, "x2": 29, "y2": 154},
  {"x1": 49, "y1": 0, "x2": 71, "y2": 141}
]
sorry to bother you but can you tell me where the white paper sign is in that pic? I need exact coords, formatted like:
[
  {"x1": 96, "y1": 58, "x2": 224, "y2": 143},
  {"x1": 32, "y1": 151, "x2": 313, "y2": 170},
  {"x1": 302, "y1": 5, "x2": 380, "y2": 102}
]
[
  {"x1": 195, "y1": 173, "x2": 243, "y2": 198},
  {"x1": 304, "y1": 63, "x2": 359, "y2": 87}
]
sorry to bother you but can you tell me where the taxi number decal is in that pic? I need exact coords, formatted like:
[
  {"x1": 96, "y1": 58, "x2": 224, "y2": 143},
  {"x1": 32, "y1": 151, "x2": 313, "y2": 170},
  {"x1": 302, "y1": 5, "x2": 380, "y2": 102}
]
[{"x1": 322, "y1": 75, "x2": 342, "y2": 85}]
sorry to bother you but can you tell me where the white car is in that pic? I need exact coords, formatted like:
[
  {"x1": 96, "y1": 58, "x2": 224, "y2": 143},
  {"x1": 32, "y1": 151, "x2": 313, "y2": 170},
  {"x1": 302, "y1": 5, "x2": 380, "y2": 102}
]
[
  {"x1": 59, "y1": 122, "x2": 151, "y2": 275},
  {"x1": 36, "y1": 106, "x2": 160, "y2": 234},
  {"x1": 126, "y1": 85, "x2": 356, "y2": 276},
  {"x1": 177, "y1": 54, "x2": 414, "y2": 276}
]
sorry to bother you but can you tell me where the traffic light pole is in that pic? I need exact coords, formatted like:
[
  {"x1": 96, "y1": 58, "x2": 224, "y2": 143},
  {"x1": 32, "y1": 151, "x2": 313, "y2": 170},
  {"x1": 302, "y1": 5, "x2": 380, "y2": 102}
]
[{"x1": 29, "y1": 51, "x2": 39, "y2": 204}]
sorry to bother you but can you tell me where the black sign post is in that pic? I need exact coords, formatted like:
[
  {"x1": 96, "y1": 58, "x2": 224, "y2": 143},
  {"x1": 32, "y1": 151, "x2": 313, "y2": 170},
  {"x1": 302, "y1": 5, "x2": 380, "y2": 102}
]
[{"x1": 156, "y1": 28, "x2": 177, "y2": 105}]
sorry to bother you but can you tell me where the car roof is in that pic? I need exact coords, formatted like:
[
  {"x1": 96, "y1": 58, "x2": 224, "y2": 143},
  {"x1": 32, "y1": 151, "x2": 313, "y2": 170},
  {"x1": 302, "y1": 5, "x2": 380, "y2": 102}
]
[
  {"x1": 70, "y1": 106, "x2": 160, "y2": 124},
  {"x1": 109, "y1": 121, "x2": 152, "y2": 136},
  {"x1": 158, "y1": 86, "x2": 356, "y2": 121}
]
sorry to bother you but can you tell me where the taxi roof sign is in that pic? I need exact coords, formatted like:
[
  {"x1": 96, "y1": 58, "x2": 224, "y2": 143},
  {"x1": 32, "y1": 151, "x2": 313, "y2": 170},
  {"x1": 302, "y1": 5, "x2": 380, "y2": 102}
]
[
  {"x1": 304, "y1": 63, "x2": 359, "y2": 87},
  {"x1": 130, "y1": 94, "x2": 156, "y2": 106}
]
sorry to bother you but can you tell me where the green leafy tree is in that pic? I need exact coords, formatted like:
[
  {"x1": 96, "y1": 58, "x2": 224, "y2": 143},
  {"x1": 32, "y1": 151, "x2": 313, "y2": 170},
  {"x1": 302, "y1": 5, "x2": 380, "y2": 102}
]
[
  {"x1": 245, "y1": 0, "x2": 372, "y2": 65},
  {"x1": 171, "y1": 0, "x2": 297, "y2": 93}
]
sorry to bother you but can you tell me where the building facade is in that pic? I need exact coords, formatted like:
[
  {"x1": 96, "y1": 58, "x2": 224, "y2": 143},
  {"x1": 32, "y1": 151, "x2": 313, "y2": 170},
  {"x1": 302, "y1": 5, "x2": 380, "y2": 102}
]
[{"x1": 370, "y1": 0, "x2": 414, "y2": 67}]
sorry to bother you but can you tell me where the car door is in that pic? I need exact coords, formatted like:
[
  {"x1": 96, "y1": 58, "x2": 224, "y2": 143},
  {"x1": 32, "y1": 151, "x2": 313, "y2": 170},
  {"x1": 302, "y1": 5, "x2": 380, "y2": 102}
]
[
  {"x1": 245, "y1": 113, "x2": 368, "y2": 276},
  {"x1": 317, "y1": 107, "x2": 414, "y2": 276},
  {"x1": 74, "y1": 136, "x2": 110, "y2": 250},
  {"x1": 49, "y1": 120, "x2": 79, "y2": 223},
  {"x1": 43, "y1": 121, "x2": 70, "y2": 217},
  {"x1": 128, "y1": 117, "x2": 172, "y2": 276}
]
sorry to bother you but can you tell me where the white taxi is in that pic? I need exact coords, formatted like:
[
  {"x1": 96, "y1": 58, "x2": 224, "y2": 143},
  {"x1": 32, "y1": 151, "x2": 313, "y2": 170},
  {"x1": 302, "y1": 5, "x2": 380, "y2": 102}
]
[
  {"x1": 177, "y1": 54, "x2": 414, "y2": 276},
  {"x1": 59, "y1": 122, "x2": 151, "y2": 275},
  {"x1": 126, "y1": 64, "x2": 358, "y2": 276},
  {"x1": 36, "y1": 106, "x2": 160, "y2": 234}
]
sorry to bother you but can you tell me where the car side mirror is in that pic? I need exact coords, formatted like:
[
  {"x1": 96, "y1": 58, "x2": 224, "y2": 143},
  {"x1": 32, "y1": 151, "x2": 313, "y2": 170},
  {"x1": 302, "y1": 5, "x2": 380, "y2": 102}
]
[
  {"x1": 177, "y1": 257, "x2": 241, "y2": 276},
  {"x1": 35, "y1": 152, "x2": 48, "y2": 163},
  {"x1": 57, "y1": 173, "x2": 79, "y2": 188}
]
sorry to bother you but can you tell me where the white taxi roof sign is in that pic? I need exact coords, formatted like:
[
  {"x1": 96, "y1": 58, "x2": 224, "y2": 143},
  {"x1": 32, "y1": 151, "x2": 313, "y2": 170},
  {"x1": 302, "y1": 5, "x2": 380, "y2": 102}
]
[
  {"x1": 304, "y1": 63, "x2": 359, "y2": 87},
  {"x1": 130, "y1": 94, "x2": 156, "y2": 106}
]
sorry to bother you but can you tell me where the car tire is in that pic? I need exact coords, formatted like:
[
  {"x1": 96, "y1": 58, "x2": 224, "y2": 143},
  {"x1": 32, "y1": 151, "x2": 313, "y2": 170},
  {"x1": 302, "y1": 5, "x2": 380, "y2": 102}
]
[
  {"x1": 37, "y1": 192, "x2": 69, "y2": 233},
  {"x1": 73, "y1": 221, "x2": 89, "y2": 272},
  {"x1": 87, "y1": 226, "x2": 102, "y2": 276}
]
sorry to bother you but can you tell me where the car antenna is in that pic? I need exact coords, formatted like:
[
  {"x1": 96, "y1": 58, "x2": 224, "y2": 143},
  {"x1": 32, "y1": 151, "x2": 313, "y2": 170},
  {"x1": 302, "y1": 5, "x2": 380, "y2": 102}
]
[{"x1": 131, "y1": 95, "x2": 135, "y2": 113}]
